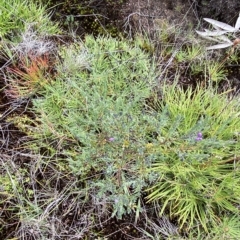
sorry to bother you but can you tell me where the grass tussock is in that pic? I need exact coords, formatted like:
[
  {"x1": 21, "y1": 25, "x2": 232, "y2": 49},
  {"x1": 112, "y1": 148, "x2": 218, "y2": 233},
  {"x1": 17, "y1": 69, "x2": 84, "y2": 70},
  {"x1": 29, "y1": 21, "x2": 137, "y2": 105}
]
[{"x1": 0, "y1": 0, "x2": 59, "y2": 40}]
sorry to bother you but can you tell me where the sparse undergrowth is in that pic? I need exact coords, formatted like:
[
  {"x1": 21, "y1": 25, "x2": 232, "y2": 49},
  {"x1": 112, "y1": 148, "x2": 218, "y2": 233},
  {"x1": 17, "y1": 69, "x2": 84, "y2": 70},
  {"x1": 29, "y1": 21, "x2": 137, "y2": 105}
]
[
  {"x1": 1, "y1": 0, "x2": 240, "y2": 239},
  {"x1": 38, "y1": 0, "x2": 126, "y2": 37}
]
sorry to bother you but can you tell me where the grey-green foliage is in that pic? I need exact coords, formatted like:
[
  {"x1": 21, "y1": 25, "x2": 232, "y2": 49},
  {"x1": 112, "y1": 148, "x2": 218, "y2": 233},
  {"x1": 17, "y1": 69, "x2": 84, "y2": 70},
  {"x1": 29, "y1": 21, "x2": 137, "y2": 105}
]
[
  {"x1": 32, "y1": 35, "x2": 157, "y2": 219},
  {"x1": 30, "y1": 34, "x2": 240, "y2": 237}
]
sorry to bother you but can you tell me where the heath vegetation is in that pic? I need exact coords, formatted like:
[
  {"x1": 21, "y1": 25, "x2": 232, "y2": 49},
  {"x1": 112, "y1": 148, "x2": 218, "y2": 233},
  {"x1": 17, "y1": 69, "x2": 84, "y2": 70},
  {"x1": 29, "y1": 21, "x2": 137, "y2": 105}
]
[{"x1": 1, "y1": 0, "x2": 240, "y2": 239}]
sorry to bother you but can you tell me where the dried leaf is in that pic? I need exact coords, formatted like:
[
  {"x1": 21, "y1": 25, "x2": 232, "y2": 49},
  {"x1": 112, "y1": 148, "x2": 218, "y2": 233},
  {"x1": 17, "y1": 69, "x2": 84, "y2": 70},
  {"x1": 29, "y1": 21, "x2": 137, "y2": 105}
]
[
  {"x1": 205, "y1": 36, "x2": 222, "y2": 42},
  {"x1": 196, "y1": 29, "x2": 228, "y2": 37},
  {"x1": 206, "y1": 42, "x2": 233, "y2": 50},
  {"x1": 199, "y1": 35, "x2": 221, "y2": 42},
  {"x1": 204, "y1": 18, "x2": 236, "y2": 32},
  {"x1": 212, "y1": 25, "x2": 221, "y2": 31},
  {"x1": 216, "y1": 35, "x2": 232, "y2": 43},
  {"x1": 235, "y1": 13, "x2": 240, "y2": 30}
]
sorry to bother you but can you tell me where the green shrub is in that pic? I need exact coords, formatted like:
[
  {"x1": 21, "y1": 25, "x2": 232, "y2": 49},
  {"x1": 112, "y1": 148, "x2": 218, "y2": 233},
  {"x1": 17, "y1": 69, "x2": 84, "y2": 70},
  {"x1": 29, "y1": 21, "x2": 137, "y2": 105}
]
[
  {"x1": 30, "y1": 35, "x2": 157, "y2": 218},
  {"x1": 146, "y1": 83, "x2": 240, "y2": 234}
]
